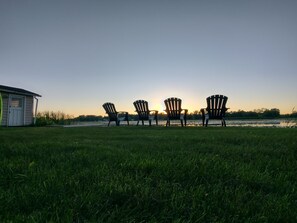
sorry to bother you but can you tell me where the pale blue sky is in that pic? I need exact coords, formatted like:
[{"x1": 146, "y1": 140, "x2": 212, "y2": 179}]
[{"x1": 1, "y1": 0, "x2": 296, "y2": 116}]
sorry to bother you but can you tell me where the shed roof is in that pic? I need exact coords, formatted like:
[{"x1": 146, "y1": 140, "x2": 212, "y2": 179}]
[{"x1": 0, "y1": 85, "x2": 41, "y2": 97}]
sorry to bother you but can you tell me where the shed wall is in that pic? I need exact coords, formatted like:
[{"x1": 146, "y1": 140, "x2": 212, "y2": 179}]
[
  {"x1": 1, "y1": 93, "x2": 9, "y2": 126},
  {"x1": 25, "y1": 96, "x2": 34, "y2": 125},
  {"x1": 0, "y1": 92, "x2": 35, "y2": 126}
]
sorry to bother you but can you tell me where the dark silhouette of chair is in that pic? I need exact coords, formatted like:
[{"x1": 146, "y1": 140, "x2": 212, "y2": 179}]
[
  {"x1": 164, "y1": 97, "x2": 188, "y2": 127},
  {"x1": 102, "y1": 102, "x2": 129, "y2": 126},
  {"x1": 133, "y1": 100, "x2": 158, "y2": 126},
  {"x1": 200, "y1": 95, "x2": 228, "y2": 127}
]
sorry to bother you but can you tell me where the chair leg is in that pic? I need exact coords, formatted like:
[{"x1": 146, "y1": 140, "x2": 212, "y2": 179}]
[
  {"x1": 166, "y1": 120, "x2": 170, "y2": 127},
  {"x1": 126, "y1": 114, "x2": 129, "y2": 125},
  {"x1": 201, "y1": 111, "x2": 205, "y2": 126},
  {"x1": 223, "y1": 119, "x2": 226, "y2": 127}
]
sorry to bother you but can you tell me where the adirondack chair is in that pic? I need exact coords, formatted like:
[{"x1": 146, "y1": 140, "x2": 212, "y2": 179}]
[
  {"x1": 133, "y1": 100, "x2": 158, "y2": 126},
  {"x1": 200, "y1": 95, "x2": 228, "y2": 127},
  {"x1": 102, "y1": 102, "x2": 129, "y2": 126},
  {"x1": 164, "y1": 97, "x2": 188, "y2": 127}
]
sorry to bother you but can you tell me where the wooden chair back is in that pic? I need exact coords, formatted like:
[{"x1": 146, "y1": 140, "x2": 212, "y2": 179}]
[
  {"x1": 206, "y1": 95, "x2": 228, "y2": 119},
  {"x1": 164, "y1": 97, "x2": 182, "y2": 119},
  {"x1": 102, "y1": 102, "x2": 118, "y2": 121},
  {"x1": 133, "y1": 100, "x2": 149, "y2": 120}
]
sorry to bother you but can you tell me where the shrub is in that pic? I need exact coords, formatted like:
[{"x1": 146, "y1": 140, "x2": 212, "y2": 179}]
[{"x1": 35, "y1": 111, "x2": 73, "y2": 126}]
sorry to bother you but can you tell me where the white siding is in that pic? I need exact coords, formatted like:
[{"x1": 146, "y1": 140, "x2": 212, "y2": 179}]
[
  {"x1": 25, "y1": 96, "x2": 34, "y2": 125},
  {"x1": 0, "y1": 92, "x2": 35, "y2": 126},
  {"x1": 1, "y1": 93, "x2": 9, "y2": 126}
]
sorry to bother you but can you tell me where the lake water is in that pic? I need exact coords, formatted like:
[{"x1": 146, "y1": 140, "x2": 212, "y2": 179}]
[{"x1": 67, "y1": 119, "x2": 297, "y2": 128}]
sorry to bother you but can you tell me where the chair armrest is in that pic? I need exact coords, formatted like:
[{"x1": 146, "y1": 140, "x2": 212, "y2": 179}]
[
  {"x1": 118, "y1": 111, "x2": 128, "y2": 114},
  {"x1": 200, "y1": 108, "x2": 207, "y2": 114},
  {"x1": 149, "y1": 110, "x2": 158, "y2": 114},
  {"x1": 221, "y1": 108, "x2": 229, "y2": 113},
  {"x1": 181, "y1": 109, "x2": 188, "y2": 114}
]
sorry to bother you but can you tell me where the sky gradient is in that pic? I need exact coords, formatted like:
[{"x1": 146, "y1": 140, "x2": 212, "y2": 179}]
[{"x1": 1, "y1": 0, "x2": 296, "y2": 116}]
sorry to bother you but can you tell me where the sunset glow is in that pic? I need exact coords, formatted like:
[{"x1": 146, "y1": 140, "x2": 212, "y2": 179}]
[
  {"x1": 1, "y1": 0, "x2": 296, "y2": 117},
  {"x1": 153, "y1": 103, "x2": 165, "y2": 114}
]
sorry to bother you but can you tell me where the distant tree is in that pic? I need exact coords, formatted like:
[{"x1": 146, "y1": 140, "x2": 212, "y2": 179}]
[
  {"x1": 227, "y1": 110, "x2": 257, "y2": 119},
  {"x1": 36, "y1": 111, "x2": 73, "y2": 126},
  {"x1": 75, "y1": 115, "x2": 103, "y2": 122},
  {"x1": 192, "y1": 110, "x2": 201, "y2": 119},
  {"x1": 290, "y1": 110, "x2": 297, "y2": 118},
  {"x1": 226, "y1": 108, "x2": 280, "y2": 119},
  {"x1": 262, "y1": 108, "x2": 280, "y2": 118}
]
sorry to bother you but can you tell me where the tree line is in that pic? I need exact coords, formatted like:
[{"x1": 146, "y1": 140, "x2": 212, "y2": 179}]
[
  {"x1": 35, "y1": 108, "x2": 297, "y2": 126},
  {"x1": 74, "y1": 108, "x2": 297, "y2": 122}
]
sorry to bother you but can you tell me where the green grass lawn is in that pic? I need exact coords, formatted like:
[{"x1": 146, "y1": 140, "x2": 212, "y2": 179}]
[{"x1": 0, "y1": 126, "x2": 297, "y2": 222}]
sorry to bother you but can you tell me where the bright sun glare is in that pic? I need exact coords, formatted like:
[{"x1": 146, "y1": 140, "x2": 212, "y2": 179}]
[{"x1": 154, "y1": 103, "x2": 165, "y2": 113}]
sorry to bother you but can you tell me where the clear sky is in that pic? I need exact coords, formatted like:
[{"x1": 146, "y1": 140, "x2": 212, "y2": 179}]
[{"x1": 1, "y1": 0, "x2": 296, "y2": 116}]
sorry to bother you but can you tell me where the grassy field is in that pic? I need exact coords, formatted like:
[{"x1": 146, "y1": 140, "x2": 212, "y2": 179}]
[{"x1": 0, "y1": 126, "x2": 297, "y2": 222}]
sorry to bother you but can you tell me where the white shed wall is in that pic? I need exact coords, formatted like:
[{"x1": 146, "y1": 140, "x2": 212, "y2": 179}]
[{"x1": 0, "y1": 92, "x2": 35, "y2": 126}]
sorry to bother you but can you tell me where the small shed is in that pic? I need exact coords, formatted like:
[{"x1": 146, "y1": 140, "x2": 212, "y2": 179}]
[{"x1": 0, "y1": 85, "x2": 41, "y2": 126}]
